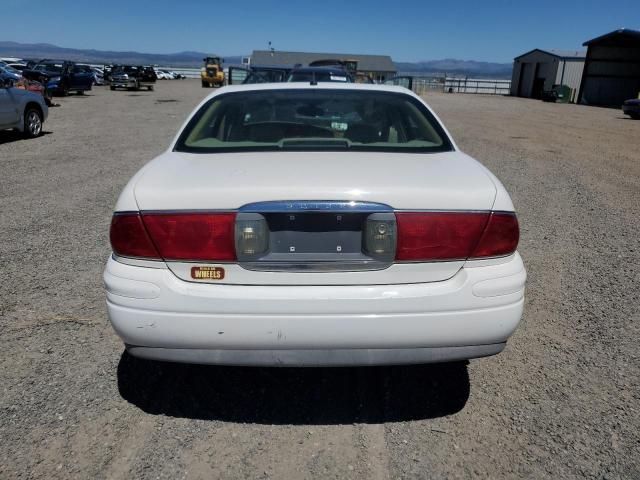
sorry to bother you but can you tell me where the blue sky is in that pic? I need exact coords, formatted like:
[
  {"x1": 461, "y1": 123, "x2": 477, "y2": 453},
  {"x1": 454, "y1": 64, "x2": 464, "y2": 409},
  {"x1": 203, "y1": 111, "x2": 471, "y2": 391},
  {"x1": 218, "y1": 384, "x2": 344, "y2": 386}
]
[{"x1": 2, "y1": 0, "x2": 638, "y2": 62}]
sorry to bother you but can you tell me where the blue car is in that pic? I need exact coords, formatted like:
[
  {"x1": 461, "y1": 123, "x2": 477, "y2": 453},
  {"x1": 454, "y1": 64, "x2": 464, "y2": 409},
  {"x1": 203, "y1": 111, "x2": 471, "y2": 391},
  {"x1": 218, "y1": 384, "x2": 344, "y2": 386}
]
[
  {"x1": 0, "y1": 65, "x2": 22, "y2": 82},
  {"x1": 22, "y1": 60, "x2": 93, "y2": 96}
]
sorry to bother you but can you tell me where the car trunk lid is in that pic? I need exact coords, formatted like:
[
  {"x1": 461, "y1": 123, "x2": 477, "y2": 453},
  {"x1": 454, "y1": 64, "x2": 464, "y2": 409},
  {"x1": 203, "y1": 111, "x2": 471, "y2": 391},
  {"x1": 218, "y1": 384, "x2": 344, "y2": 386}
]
[{"x1": 133, "y1": 151, "x2": 497, "y2": 285}]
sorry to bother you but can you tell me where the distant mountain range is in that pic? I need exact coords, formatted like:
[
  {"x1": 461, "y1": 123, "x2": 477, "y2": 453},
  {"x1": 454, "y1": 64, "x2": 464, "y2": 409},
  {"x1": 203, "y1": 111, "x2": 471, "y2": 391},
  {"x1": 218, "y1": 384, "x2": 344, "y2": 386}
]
[
  {"x1": 0, "y1": 41, "x2": 243, "y2": 67},
  {"x1": 395, "y1": 59, "x2": 512, "y2": 78},
  {"x1": 0, "y1": 41, "x2": 512, "y2": 78}
]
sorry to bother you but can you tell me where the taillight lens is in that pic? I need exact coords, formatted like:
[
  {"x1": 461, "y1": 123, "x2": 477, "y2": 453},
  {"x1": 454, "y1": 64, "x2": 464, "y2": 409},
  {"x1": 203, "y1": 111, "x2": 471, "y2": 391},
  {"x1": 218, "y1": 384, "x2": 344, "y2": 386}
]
[
  {"x1": 110, "y1": 213, "x2": 160, "y2": 259},
  {"x1": 141, "y1": 212, "x2": 236, "y2": 261},
  {"x1": 396, "y1": 212, "x2": 488, "y2": 261},
  {"x1": 395, "y1": 211, "x2": 519, "y2": 261},
  {"x1": 469, "y1": 212, "x2": 519, "y2": 259}
]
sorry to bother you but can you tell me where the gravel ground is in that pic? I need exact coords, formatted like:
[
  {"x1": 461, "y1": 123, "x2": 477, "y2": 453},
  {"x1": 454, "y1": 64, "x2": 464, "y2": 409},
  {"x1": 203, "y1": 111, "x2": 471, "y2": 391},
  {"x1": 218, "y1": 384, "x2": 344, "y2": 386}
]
[{"x1": 1, "y1": 80, "x2": 638, "y2": 479}]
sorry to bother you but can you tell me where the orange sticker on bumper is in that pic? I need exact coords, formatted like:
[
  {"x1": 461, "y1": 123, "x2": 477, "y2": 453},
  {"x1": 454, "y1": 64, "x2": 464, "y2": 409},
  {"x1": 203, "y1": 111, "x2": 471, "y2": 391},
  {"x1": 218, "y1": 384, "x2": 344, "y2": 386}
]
[{"x1": 191, "y1": 266, "x2": 225, "y2": 280}]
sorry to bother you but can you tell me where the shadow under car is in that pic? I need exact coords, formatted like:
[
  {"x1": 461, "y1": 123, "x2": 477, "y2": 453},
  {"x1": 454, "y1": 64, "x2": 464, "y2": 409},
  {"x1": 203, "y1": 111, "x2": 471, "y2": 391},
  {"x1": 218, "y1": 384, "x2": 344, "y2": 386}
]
[{"x1": 117, "y1": 351, "x2": 470, "y2": 425}]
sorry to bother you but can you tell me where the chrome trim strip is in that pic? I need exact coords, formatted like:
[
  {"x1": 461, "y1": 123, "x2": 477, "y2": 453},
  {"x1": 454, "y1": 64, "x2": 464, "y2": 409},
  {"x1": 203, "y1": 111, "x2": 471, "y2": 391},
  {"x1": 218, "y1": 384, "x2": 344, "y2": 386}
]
[
  {"x1": 116, "y1": 208, "x2": 516, "y2": 215},
  {"x1": 239, "y1": 260, "x2": 393, "y2": 273},
  {"x1": 112, "y1": 253, "x2": 166, "y2": 268},
  {"x1": 239, "y1": 200, "x2": 393, "y2": 213}
]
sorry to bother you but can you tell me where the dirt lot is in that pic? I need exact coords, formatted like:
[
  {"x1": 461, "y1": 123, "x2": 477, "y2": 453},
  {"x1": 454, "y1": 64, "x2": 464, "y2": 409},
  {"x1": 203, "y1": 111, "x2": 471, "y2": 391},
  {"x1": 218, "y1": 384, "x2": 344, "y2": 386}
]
[{"x1": 1, "y1": 80, "x2": 638, "y2": 479}]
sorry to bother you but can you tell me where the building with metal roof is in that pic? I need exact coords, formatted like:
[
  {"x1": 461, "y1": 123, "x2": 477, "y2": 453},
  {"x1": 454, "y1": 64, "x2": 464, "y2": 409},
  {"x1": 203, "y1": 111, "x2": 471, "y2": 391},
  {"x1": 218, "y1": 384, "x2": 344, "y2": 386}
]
[
  {"x1": 250, "y1": 50, "x2": 396, "y2": 82},
  {"x1": 578, "y1": 29, "x2": 640, "y2": 106},
  {"x1": 510, "y1": 48, "x2": 586, "y2": 101}
]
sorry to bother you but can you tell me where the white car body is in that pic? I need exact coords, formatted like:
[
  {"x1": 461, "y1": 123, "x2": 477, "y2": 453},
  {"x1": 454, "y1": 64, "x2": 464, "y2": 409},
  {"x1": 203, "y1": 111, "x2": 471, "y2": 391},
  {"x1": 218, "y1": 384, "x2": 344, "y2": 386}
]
[
  {"x1": 155, "y1": 70, "x2": 170, "y2": 80},
  {"x1": 104, "y1": 83, "x2": 526, "y2": 366}
]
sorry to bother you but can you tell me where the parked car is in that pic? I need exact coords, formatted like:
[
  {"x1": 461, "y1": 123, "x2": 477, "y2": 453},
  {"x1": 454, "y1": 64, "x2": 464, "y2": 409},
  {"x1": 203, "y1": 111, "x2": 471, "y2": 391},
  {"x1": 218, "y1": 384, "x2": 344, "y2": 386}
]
[
  {"x1": 104, "y1": 83, "x2": 526, "y2": 367},
  {"x1": 167, "y1": 70, "x2": 186, "y2": 79},
  {"x1": 5, "y1": 63, "x2": 28, "y2": 72},
  {"x1": 0, "y1": 65, "x2": 22, "y2": 82},
  {"x1": 22, "y1": 60, "x2": 93, "y2": 95},
  {"x1": 154, "y1": 69, "x2": 170, "y2": 80},
  {"x1": 110, "y1": 66, "x2": 157, "y2": 91},
  {"x1": 91, "y1": 67, "x2": 105, "y2": 85},
  {"x1": 0, "y1": 75, "x2": 48, "y2": 138},
  {"x1": 622, "y1": 98, "x2": 640, "y2": 119},
  {"x1": 103, "y1": 65, "x2": 115, "y2": 84},
  {"x1": 0, "y1": 57, "x2": 24, "y2": 64},
  {"x1": 161, "y1": 69, "x2": 185, "y2": 79},
  {"x1": 75, "y1": 64, "x2": 104, "y2": 86}
]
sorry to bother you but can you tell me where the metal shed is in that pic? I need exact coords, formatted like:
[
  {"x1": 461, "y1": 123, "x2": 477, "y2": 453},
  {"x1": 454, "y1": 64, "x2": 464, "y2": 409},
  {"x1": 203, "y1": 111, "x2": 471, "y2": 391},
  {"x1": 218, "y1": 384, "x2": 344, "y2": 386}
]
[
  {"x1": 511, "y1": 49, "x2": 585, "y2": 101},
  {"x1": 578, "y1": 29, "x2": 640, "y2": 106},
  {"x1": 250, "y1": 50, "x2": 396, "y2": 82}
]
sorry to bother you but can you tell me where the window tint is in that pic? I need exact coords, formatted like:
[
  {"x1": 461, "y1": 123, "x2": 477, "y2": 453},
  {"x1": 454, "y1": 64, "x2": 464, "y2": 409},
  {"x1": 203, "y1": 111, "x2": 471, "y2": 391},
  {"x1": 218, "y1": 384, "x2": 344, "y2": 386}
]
[{"x1": 176, "y1": 89, "x2": 452, "y2": 154}]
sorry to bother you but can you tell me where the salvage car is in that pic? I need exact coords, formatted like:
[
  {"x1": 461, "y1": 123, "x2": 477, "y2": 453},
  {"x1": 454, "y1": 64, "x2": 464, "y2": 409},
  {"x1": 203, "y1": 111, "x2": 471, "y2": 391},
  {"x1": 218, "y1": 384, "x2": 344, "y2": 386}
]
[
  {"x1": 622, "y1": 98, "x2": 640, "y2": 119},
  {"x1": 6, "y1": 63, "x2": 29, "y2": 72},
  {"x1": 0, "y1": 75, "x2": 48, "y2": 138},
  {"x1": 22, "y1": 60, "x2": 93, "y2": 95},
  {"x1": 0, "y1": 65, "x2": 22, "y2": 82},
  {"x1": 104, "y1": 83, "x2": 526, "y2": 366},
  {"x1": 154, "y1": 69, "x2": 171, "y2": 80},
  {"x1": 110, "y1": 65, "x2": 157, "y2": 91}
]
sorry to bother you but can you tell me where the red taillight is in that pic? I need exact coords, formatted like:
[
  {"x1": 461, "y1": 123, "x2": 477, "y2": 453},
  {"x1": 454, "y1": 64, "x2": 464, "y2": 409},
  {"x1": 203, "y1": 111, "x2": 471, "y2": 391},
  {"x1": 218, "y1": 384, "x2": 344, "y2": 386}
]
[
  {"x1": 395, "y1": 211, "x2": 519, "y2": 261},
  {"x1": 470, "y1": 212, "x2": 519, "y2": 259},
  {"x1": 110, "y1": 213, "x2": 161, "y2": 258},
  {"x1": 141, "y1": 212, "x2": 236, "y2": 261},
  {"x1": 396, "y1": 212, "x2": 489, "y2": 261}
]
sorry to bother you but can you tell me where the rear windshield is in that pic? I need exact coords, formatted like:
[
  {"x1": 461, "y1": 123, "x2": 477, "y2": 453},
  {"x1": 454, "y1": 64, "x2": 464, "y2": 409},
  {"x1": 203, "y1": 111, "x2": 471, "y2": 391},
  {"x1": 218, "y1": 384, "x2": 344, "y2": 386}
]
[
  {"x1": 175, "y1": 89, "x2": 453, "y2": 154},
  {"x1": 37, "y1": 64, "x2": 62, "y2": 73},
  {"x1": 288, "y1": 72, "x2": 350, "y2": 82}
]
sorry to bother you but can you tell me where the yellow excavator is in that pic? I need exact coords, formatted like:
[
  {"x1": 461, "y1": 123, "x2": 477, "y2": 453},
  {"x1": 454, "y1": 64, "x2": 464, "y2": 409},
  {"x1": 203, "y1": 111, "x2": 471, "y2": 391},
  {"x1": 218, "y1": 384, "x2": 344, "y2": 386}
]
[{"x1": 201, "y1": 56, "x2": 225, "y2": 88}]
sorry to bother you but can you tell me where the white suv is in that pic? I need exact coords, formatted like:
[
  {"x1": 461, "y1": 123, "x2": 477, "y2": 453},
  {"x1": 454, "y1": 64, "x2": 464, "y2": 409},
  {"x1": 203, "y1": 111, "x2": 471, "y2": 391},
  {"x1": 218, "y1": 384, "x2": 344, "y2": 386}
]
[{"x1": 0, "y1": 76, "x2": 48, "y2": 138}]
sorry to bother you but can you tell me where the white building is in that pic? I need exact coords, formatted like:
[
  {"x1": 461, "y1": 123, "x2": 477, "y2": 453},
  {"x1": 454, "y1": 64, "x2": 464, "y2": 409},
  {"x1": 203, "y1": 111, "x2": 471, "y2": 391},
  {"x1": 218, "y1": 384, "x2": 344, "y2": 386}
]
[{"x1": 511, "y1": 49, "x2": 585, "y2": 102}]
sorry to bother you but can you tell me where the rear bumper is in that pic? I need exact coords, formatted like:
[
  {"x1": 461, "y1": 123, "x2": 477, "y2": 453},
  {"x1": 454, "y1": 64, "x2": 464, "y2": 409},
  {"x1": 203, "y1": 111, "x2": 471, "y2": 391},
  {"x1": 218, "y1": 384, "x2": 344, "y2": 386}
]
[
  {"x1": 104, "y1": 253, "x2": 526, "y2": 366},
  {"x1": 112, "y1": 79, "x2": 137, "y2": 88},
  {"x1": 126, "y1": 343, "x2": 505, "y2": 366}
]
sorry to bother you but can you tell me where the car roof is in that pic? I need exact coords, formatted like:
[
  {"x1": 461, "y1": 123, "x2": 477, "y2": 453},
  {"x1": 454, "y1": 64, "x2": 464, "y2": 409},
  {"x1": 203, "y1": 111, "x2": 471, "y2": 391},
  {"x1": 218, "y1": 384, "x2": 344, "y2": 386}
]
[{"x1": 205, "y1": 82, "x2": 413, "y2": 96}]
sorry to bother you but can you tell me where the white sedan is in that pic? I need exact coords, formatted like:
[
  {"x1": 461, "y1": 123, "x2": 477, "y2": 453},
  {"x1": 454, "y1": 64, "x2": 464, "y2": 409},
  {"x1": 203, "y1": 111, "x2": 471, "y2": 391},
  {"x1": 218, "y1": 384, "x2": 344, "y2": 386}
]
[{"x1": 104, "y1": 83, "x2": 526, "y2": 366}]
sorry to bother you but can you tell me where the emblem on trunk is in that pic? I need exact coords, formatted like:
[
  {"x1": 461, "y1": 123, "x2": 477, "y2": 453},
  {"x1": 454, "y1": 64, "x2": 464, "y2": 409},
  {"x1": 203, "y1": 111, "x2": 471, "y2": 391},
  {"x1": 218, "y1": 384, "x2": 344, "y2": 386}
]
[{"x1": 191, "y1": 266, "x2": 225, "y2": 280}]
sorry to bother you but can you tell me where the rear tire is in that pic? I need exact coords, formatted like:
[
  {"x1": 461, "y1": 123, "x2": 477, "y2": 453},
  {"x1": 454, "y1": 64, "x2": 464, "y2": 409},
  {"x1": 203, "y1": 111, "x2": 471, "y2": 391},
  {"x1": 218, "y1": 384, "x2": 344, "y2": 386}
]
[
  {"x1": 147, "y1": 85, "x2": 153, "y2": 91},
  {"x1": 201, "y1": 80, "x2": 208, "y2": 88},
  {"x1": 110, "y1": 86, "x2": 116, "y2": 91},
  {"x1": 76, "y1": 91, "x2": 84, "y2": 95},
  {"x1": 23, "y1": 107, "x2": 43, "y2": 138},
  {"x1": 629, "y1": 112, "x2": 640, "y2": 120}
]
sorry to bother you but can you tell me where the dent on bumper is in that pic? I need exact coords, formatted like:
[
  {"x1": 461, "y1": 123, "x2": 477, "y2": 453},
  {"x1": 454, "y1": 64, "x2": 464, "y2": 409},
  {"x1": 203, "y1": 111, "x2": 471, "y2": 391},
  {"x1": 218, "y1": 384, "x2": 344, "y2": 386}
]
[{"x1": 104, "y1": 253, "x2": 526, "y2": 361}]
